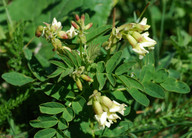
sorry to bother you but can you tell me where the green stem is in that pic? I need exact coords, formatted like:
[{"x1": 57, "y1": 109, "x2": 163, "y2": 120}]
[
  {"x1": 159, "y1": 0, "x2": 166, "y2": 49},
  {"x1": 137, "y1": 2, "x2": 150, "y2": 23},
  {"x1": 3, "y1": 0, "x2": 14, "y2": 32},
  {"x1": 80, "y1": 41, "x2": 83, "y2": 58},
  {"x1": 156, "y1": 0, "x2": 166, "y2": 66}
]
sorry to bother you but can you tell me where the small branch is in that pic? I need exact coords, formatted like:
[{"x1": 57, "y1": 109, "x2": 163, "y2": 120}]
[
  {"x1": 24, "y1": 36, "x2": 35, "y2": 49},
  {"x1": 3, "y1": 0, "x2": 13, "y2": 30},
  {"x1": 112, "y1": 8, "x2": 116, "y2": 28},
  {"x1": 137, "y1": 2, "x2": 150, "y2": 22}
]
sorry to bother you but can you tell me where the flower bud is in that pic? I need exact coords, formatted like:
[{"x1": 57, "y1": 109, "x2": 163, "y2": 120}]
[
  {"x1": 81, "y1": 14, "x2": 85, "y2": 27},
  {"x1": 126, "y1": 34, "x2": 137, "y2": 47},
  {"x1": 135, "y1": 24, "x2": 150, "y2": 32},
  {"x1": 52, "y1": 38, "x2": 62, "y2": 49},
  {"x1": 57, "y1": 31, "x2": 68, "y2": 39},
  {"x1": 81, "y1": 14, "x2": 85, "y2": 22},
  {"x1": 75, "y1": 14, "x2": 80, "y2": 21},
  {"x1": 93, "y1": 101, "x2": 103, "y2": 115},
  {"x1": 35, "y1": 25, "x2": 44, "y2": 37},
  {"x1": 131, "y1": 31, "x2": 144, "y2": 42},
  {"x1": 85, "y1": 23, "x2": 93, "y2": 30},
  {"x1": 81, "y1": 74, "x2": 93, "y2": 82},
  {"x1": 71, "y1": 21, "x2": 80, "y2": 29},
  {"x1": 100, "y1": 96, "x2": 113, "y2": 109},
  {"x1": 76, "y1": 78, "x2": 83, "y2": 91}
]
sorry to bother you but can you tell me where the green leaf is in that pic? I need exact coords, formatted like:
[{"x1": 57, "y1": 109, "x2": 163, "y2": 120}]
[
  {"x1": 96, "y1": 73, "x2": 107, "y2": 90},
  {"x1": 30, "y1": 116, "x2": 58, "y2": 128},
  {"x1": 72, "y1": 96, "x2": 86, "y2": 114},
  {"x1": 118, "y1": 75, "x2": 143, "y2": 91},
  {"x1": 139, "y1": 64, "x2": 155, "y2": 82},
  {"x1": 43, "y1": 84, "x2": 64, "y2": 101},
  {"x1": 59, "y1": 54, "x2": 74, "y2": 67},
  {"x1": 124, "y1": 106, "x2": 131, "y2": 116},
  {"x1": 48, "y1": 68, "x2": 64, "y2": 78},
  {"x1": 115, "y1": 61, "x2": 135, "y2": 75},
  {"x1": 56, "y1": 129, "x2": 66, "y2": 138},
  {"x1": 49, "y1": 60, "x2": 66, "y2": 69},
  {"x1": 62, "y1": 107, "x2": 74, "y2": 122},
  {"x1": 35, "y1": 53, "x2": 50, "y2": 68},
  {"x1": 23, "y1": 47, "x2": 32, "y2": 60},
  {"x1": 7, "y1": 0, "x2": 51, "y2": 21},
  {"x1": 127, "y1": 88, "x2": 149, "y2": 107},
  {"x1": 154, "y1": 69, "x2": 168, "y2": 83},
  {"x1": 91, "y1": 35, "x2": 110, "y2": 46},
  {"x1": 0, "y1": 26, "x2": 6, "y2": 40},
  {"x1": 50, "y1": 0, "x2": 83, "y2": 20},
  {"x1": 40, "y1": 102, "x2": 65, "y2": 115},
  {"x1": 106, "y1": 73, "x2": 116, "y2": 86},
  {"x1": 65, "y1": 91, "x2": 75, "y2": 100},
  {"x1": 64, "y1": 50, "x2": 78, "y2": 67},
  {"x1": 2, "y1": 72, "x2": 33, "y2": 86},
  {"x1": 96, "y1": 61, "x2": 105, "y2": 73},
  {"x1": 57, "y1": 68, "x2": 74, "y2": 82},
  {"x1": 62, "y1": 130, "x2": 71, "y2": 138},
  {"x1": 106, "y1": 51, "x2": 122, "y2": 73},
  {"x1": 83, "y1": 0, "x2": 113, "y2": 26},
  {"x1": 72, "y1": 51, "x2": 82, "y2": 66},
  {"x1": 112, "y1": 91, "x2": 131, "y2": 105},
  {"x1": 34, "y1": 128, "x2": 56, "y2": 138},
  {"x1": 80, "y1": 121, "x2": 92, "y2": 135},
  {"x1": 87, "y1": 25, "x2": 111, "y2": 43},
  {"x1": 160, "y1": 77, "x2": 190, "y2": 93},
  {"x1": 58, "y1": 118, "x2": 68, "y2": 130},
  {"x1": 28, "y1": 56, "x2": 46, "y2": 81},
  {"x1": 103, "y1": 120, "x2": 133, "y2": 137},
  {"x1": 142, "y1": 81, "x2": 165, "y2": 98}
]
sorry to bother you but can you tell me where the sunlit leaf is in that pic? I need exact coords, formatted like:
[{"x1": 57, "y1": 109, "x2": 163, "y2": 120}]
[{"x1": 2, "y1": 72, "x2": 33, "y2": 86}]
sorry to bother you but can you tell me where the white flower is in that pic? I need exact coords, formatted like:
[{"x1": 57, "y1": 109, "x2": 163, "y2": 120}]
[
  {"x1": 133, "y1": 17, "x2": 150, "y2": 32},
  {"x1": 127, "y1": 31, "x2": 156, "y2": 59},
  {"x1": 95, "y1": 112, "x2": 111, "y2": 129},
  {"x1": 132, "y1": 44, "x2": 149, "y2": 56},
  {"x1": 109, "y1": 100, "x2": 127, "y2": 115},
  {"x1": 140, "y1": 32, "x2": 156, "y2": 49},
  {"x1": 107, "y1": 113, "x2": 121, "y2": 124},
  {"x1": 139, "y1": 17, "x2": 147, "y2": 25},
  {"x1": 66, "y1": 26, "x2": 78, "y2": 39},
  {"x1": 132, "y1": 32, "x2": 156, "y2": 59},
  {"x1": 52, "y1": 18, "x2": 61, "y2": 29}
]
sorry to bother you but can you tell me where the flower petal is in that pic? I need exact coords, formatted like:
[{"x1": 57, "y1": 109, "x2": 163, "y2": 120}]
[
  {"x1": 139, "y1": 17, "x2": 147, "y2": 25},
  {"x1": 66, "y1": 26, "x2": 78, "y2": 39}
]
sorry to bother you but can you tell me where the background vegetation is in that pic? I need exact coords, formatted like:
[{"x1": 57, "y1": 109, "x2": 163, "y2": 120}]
[{"x1": 0, "y1": 0, "x2": 192, "y2": 137}]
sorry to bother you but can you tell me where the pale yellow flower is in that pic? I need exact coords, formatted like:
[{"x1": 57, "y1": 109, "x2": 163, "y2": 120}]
[
  {"x1": 95, "y1": 112, "x2": 111, "y2": 128},
  {"x1": 109, "y1": 100, "x2": 127, "y2": 115},
  {"x1": 66, "y1": 26, "x2": 78, "y2": 39},
  {"x1": 52, "y1": 18, "x2": 61, "y2": 30}
]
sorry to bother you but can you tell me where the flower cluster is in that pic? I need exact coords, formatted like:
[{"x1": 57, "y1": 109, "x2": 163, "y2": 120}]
[
  {"x1": 71, "y1": 66, "x2": 93, "y2": 91},
  {"x1": 88, "y1": 90, "x2": 127, "y2": 129},
  {"x1": 124, "y1": 18, "x2": 156, "y2": 59},
  {"x1": 35, "y1": 18, "x2": 78, "y2": 51},
  {"x1": 103, "y1": 17, "x2": 156, "y2": 59},
  {"x1": 71, "y1": 14, "x2": 93, "y2": 44}
]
